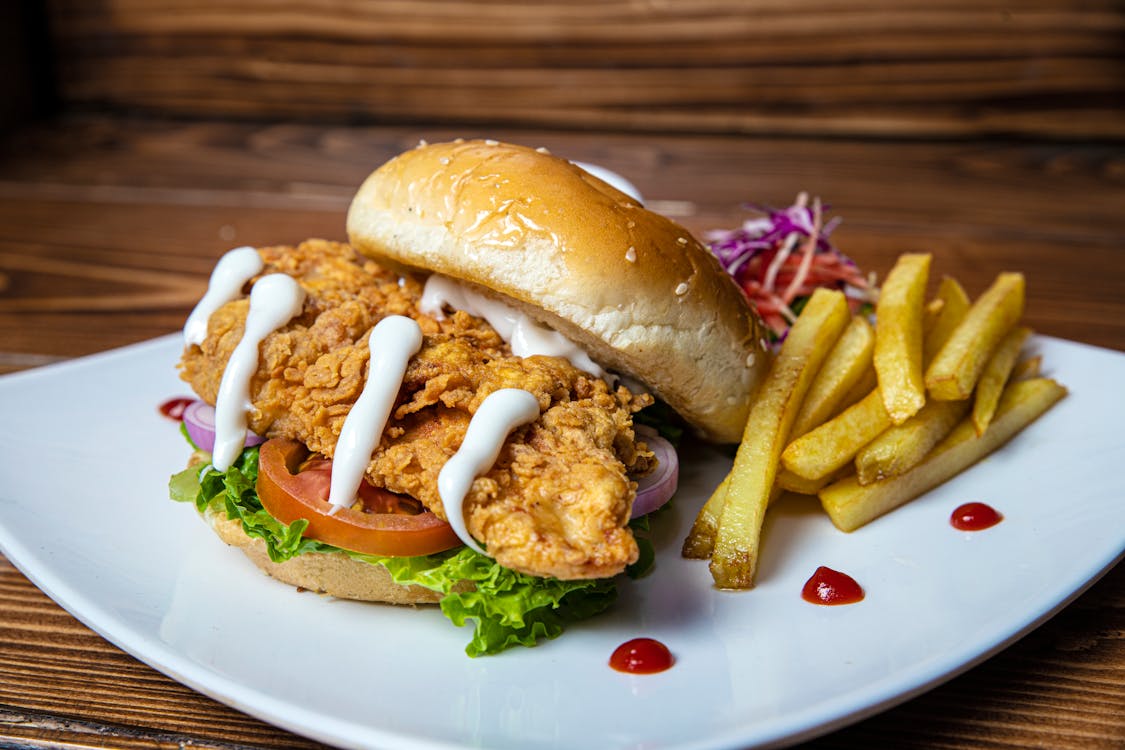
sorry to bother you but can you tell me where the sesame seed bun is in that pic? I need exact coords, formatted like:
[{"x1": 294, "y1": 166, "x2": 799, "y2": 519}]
[{"x1": 346, "y1": 139, "x2": 770, "y2": 443}]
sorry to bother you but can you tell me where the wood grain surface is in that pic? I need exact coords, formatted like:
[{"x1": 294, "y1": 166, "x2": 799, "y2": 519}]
[
  {"x1": 44, "y1": 0, "x2": 1125, "y2": 140},
  {"x1": 0, "y1": 117, "x2": 1123, "y2": 748}
]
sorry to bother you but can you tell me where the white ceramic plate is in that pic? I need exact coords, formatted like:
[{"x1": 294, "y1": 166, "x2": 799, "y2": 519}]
[{"x1": 1, "y1": 334, "x2": 1122, "y2": 750}]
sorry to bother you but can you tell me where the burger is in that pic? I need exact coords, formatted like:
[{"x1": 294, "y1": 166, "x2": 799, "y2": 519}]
[{"x1": 168, "y1": 139, "x2": 770, "y2": 655}]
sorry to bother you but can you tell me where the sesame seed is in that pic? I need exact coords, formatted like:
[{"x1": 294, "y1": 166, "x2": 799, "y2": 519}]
[
  {"x1": 676, "y1": 237, "x2": 688, "y2": 245},
  {"x1": 675, "y1": 282, "x2": 689, "y2": 296},
  {"x1": 746, "y1": 352, "x2": 756, "y2": 368},
  {"x1": 416, "y1": 139, "x2": 428, "y2": 148},
  {"x1": 440, "y1": 157, "x2": 450, "y2": 165},
  {"x1": 454, "y1": 138, "x2": 465, "y2": 144},
  {"x1": 484, "y1": 139, "x2": 499, "y2": 146},
  {"x1": 625, "y1": 247, "x2": 637, "y2": 263},
  {"x1": 536, "y1": 146, "x2": 551, "y2": 154}
]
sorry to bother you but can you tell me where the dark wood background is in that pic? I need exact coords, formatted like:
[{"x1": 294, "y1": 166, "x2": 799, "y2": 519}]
[
  {"x1": 2, "y1": 120, "x2": 1124, "y2": 364},
  {"x1": 1, "y1": 1, "x2": 1123, "y2": 748},
  {"x1": 39, "y1": 0, "x2": 1125, "y2": 140}
]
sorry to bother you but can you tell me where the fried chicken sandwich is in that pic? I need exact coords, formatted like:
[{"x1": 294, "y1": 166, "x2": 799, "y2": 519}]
[{"x1": 169, "y1": 140, "x2": 770, "y2": 655}]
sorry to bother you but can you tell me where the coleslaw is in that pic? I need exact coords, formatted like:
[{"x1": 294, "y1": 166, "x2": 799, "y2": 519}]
[{"x1": 707, "y1": 193, "x2": 877, "y2": 339}]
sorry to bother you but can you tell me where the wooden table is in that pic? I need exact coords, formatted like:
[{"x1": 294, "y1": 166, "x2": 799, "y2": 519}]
[{"x1": 1, "y1": 117, "x2": 1122, "y2": 749}]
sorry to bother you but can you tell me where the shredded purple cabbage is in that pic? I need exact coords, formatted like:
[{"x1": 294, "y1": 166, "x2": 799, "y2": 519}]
[{"x1": 706, "y1": 200, "x2": 842, "y2": 276}]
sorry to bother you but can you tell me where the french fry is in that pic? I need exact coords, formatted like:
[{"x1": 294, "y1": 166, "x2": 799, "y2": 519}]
[
  {"x1": 820, "y1": 377, "x2": 1066, "y2": 532},
  {"x1": 972, "y1": 326, "x2": 1032, "y2": 435},
  {"x1": 874, "y1": 253, "x2": 931, "y2": 424},
  {"x1": 682, "y1": 474, "x2": 729, "y2": 559},
  {"x1": 924, "y1": 297, "x2": 945, "y2": 326},
  {"x1": 776, "y1": 468, "x2": 837, "y2": 495},
  {"x1": 925, "y1": 272, "x2": 1025, "y2": 400},
  {"x1": 838, "y1": 362, "x2": 878, "y2": 412},
  {"x1": 685, "y1": 249, "x2": 1061, "y2": 591},
  {"x1": 923, "y1": 276, "x2": 971, "y2": 365},
  {"x1": 1010, "y1": 355, "x2": 1042, "y2": 382},
  {"x1": 854, "y1": 398, "x2": 969, "y2": 485},
  {"x1": 781, "y1": 283, "x2": 940, "y2": 483},
  {"x1": 708, "y1": 288, "x2": 850, "y2": 589},
  {"x1": 781, "y1": 388, "x2": 892, "y2": 480},
  {"x1": 684, "y1": 469, "x2": 784, "y2": 559},
  {"x1": 789, "y1": 315, "x2": 875, "y2": 440}
]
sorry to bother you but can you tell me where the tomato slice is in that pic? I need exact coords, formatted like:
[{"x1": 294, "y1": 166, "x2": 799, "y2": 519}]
[{"x1": 256, "y1": 438, "x2": 461, "y2": 557}]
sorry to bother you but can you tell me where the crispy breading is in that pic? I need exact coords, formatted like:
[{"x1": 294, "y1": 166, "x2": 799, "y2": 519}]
[{"x1": 180, "y1": 239, "x2": 653, "y2": 580}]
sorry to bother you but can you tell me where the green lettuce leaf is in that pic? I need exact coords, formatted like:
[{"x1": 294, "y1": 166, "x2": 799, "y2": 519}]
[
  {"x1": 625, "y1": 513, "x2": 656, "y2": 580},
  {"x1": 169, "y1": 445, "x2": 618, "y2": 656}
]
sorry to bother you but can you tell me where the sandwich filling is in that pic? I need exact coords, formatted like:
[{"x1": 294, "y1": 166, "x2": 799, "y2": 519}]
[{"x1": 177, "y1": 239, "x2": 654, "y2": 581}]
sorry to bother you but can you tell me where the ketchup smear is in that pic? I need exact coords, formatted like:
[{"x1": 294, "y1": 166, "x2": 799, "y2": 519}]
[
  {"x1": 951, "y1": 502, "x2": 1003, "y2": 531},
  {"x1": 801, "y1": 566, "x2": 865, "y2": 605},
  {"x1": 159, "y1": 397, "x2": 195, "y2": 421},
  {"x1": 610, "y1": 638, "x2": 674, "y2": 674}
]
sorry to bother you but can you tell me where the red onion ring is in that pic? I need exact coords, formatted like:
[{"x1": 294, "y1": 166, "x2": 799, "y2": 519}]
[
  {"x1": 182, "y1": 399, "x2": 265, "y2": 453},
  {"x1": 631, "y1": 428, "x2": 679, "y2": 518}
]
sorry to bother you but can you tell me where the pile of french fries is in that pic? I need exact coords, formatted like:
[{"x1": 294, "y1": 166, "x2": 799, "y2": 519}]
[{"x1": 684, "y1": 254, "x2": 1067, "y2": 590}]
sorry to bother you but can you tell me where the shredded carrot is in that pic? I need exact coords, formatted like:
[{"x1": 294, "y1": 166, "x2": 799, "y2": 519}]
[{"x1": 781, "y1": 197, "x2": 822, "y2": 304}]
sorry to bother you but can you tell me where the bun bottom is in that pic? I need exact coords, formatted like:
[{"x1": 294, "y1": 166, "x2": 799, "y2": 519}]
[{"x1": 203, "y1": 507, "x2": 446, "y2": 605}]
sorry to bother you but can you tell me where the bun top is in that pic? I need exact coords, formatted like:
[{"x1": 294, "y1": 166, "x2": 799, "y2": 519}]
[{"x1": 346, "y1": 139, "x2": 770, "y2": 443}]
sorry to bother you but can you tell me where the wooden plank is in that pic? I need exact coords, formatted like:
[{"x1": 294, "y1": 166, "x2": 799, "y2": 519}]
[
  {"x1": 1, "y1": 119, "x2": 1122, "y2": 355},
  {"x1": 0, "y1": 1, "x2": 55, "y2": 133},
  {"x1": 43, "y1": 0, "x2": 1125, "y2": 139}
]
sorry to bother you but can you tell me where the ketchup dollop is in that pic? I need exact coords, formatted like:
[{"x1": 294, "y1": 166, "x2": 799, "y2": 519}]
[
  {"x1": 609, "y1": 638, "x2": 674, "y2": 674},
  {"x1": 950, "y1": 502, "x2": 1003, "y2": 531},
  {"x1": 159, "y1": 397, "x2": 195, "y2": 421},
  {"x1": 801, "y1": 566, "x2": 865, "y2": 605}
]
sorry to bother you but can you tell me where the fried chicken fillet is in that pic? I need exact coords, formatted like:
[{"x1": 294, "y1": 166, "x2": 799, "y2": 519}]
[{"x1": 179, "y1": 240, "x2": 653, "y2": 580}]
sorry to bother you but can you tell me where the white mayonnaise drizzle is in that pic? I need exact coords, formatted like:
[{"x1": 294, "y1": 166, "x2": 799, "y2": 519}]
[
  {"x1": 420, "y1": 274, "x2": 606, "y2": 379},
  {"x1": 183, "y1": 246, "x2": 264, "y2": 346},
  {"x1": 184, "y1": 251, "x2": 551, "y2": 556},
  {"x1": 327, "y1": 315, "x2": 423, "y2": 513},
  {"x1": 438, "y1": 388, "x2": 541, "y2": 555},
  {"x1": 211, "y1": 274, "x2": 305, "y2": 472}
]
